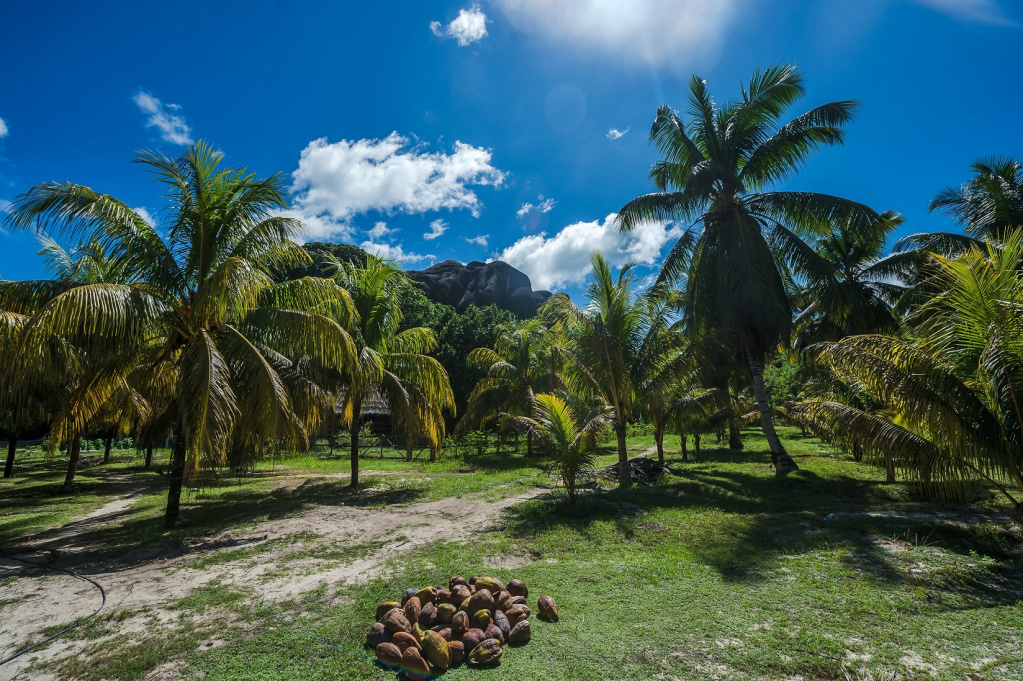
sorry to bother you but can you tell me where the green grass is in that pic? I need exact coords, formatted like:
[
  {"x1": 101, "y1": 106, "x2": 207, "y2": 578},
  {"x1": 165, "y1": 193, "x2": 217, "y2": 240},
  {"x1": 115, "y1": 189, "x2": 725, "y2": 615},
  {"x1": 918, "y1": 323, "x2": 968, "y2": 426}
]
[
  {"x1": 8, "y1": 429, "x2": 1023, "y2": 680},
  {"x1": 54, "y1": 620, "x2": 219, "y2": 681},
  {"x1": 0, "y1": 449, "x2": 166, "y2": 545},
  {"x1": 177, "y1": 432, "x2": 1023, "y2": 681},
  {"x1": 0, "y1": 441, "x2": 544, "y2": 562}
]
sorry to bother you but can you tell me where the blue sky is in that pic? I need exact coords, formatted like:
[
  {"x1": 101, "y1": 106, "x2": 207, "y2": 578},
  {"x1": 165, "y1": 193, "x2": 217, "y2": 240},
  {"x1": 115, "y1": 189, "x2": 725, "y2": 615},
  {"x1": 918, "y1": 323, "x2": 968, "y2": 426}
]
[{"x1": 1, "y1": 0, "x2": 1020, "y2": 298}]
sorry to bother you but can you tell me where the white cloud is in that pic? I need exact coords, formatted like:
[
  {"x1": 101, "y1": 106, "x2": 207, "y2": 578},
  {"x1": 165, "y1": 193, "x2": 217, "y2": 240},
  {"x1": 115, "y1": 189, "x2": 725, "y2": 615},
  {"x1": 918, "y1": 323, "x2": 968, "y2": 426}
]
[
  {"x1": 465, "y1": 234, "x2": 489, "y2": 247},
  {"x1": 910, "y1": 0, "x2": 1011, "y2": 23},
  {"x1": 423, "y1": 219, "x2": 449, "y2": 240},
  {"x1": 360, "y1": 240, "x2": 433, "y2": 265},
  {"x1": 0, "y1": 199, "x2": 11, "y2": 214},
  {"x1": 133, "y1": 91, "x2": 193, "y2": 145},
  {"x1": 133, "y1": 207, "x2": 157, "y2": 227},
  {"x1": 495, "y1": 0, "x2": 736, "y2": 67},
  {"x1": 497, "y1": 213, "x2": 681, "y2": 290},
  {"x1": 288, "y1": 133, "x2": 505, "y2": 241},
  {"x1": 516, "y1": 197, "x2": 557, "y2": 219},
  {"x1": 606, "y1": 127, "x2": 630, "y2": 140},
  {"x1": 367, "y1": 221, "x2": 393, "y2": 239},
  {"x1": 0, "y1": 117, "x2": 8, "y2": 138},
  {"x1": 431, "y1": 4, "x2": 489, "y2": 45},
  {"x1": 283, "y1": 209, "x2": 354, "y2": 243}
]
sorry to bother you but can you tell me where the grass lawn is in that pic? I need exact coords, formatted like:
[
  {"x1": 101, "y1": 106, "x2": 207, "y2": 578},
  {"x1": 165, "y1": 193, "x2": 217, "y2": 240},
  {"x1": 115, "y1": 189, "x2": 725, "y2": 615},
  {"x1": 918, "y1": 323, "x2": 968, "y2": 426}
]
[{"x1": 2, "y1": 429, "x2": 1021, "y2": 680}]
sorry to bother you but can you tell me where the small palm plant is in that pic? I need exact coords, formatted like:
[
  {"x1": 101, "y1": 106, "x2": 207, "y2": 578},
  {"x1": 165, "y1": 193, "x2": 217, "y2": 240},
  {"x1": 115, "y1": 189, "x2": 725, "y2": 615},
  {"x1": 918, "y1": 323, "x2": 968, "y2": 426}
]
[
  {"x1": 506, "y1": 393, "x2": 612, "y2": 507},
  {"x1": 543, "y1": 254, "x2": 677, "y2": 487}
]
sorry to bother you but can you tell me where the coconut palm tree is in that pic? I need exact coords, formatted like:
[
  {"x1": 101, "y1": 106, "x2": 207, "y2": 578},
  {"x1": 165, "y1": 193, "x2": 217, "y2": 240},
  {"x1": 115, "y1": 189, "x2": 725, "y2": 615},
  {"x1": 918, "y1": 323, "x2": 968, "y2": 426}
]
[
  {"x1": 633, "y1": 284, "x2": 692, "y2": 464},
  {"x1": 2, "y1": 141, "x2": 357, "y2": 524},
  {"x1": 460, "y1": 318, "x2": 557, "y2": 456},
  {"x1": 0, "y1": 234, "x2": 148, "y2": 486},
  {"x1": 618, "y1": 64, "x2": 885, "y2": 473},
  {"x1": 796, "y1": 232, "x2": 1023, "y2": 519},
  {"x1": 893, "y1": 157, "x2": 1023, "y2": 267},
  {"x1": 326, "y1": 255, "x2": 455, "y2": 486},
  {"x1": 505, "y1": 393, "x2": 612, "y2": 506},
  {"x1": 544, "y1": 253, "x2": 680, "y2": 486},
  {"x1": 0, "y1": 310, "x2": 35, "y2": 479},
  {"x1": 788, "y1": 211, "x2": 906, "y2": 349}
]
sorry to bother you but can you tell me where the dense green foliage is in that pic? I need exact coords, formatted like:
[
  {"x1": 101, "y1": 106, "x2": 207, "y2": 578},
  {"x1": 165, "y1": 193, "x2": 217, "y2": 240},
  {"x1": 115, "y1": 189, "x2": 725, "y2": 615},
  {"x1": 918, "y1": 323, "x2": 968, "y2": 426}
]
[
  {"x1": 399, "y1": 287, "x2": 517, "y2": 417},
  {"x1": 276, "y1": 241, "x2": 368, "y2": 280}
]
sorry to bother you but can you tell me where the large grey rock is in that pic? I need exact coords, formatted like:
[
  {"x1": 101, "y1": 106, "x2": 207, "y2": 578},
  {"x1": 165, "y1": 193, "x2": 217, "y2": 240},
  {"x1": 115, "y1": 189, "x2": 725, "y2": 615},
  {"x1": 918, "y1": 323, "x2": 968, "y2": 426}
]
[{"x1": 407, "y1": 260, "x2": 552, "y2": 319}]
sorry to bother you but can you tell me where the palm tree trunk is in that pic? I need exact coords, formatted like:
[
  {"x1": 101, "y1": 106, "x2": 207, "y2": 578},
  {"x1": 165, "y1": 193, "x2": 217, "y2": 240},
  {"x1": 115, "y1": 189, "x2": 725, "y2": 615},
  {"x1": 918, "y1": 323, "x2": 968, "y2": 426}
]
[
  {"x1": 429, "y1": 444, "x2": 437, "y2": 462},
  {"x1": 680, "y1": 433, "x2": 688, "y2": 461},
  {"x1": 749, "y1": 359, "x2": 798, "y2": 474},
  {"x1": 406, "y1": 440, "x2": 413, "y2": 462},
  {"x1": 4, "y1": 434, "x2": 18, "y2": 478},
  {"x1": 655, "y1": 427, "x2": 665, "y2": 464},
  {"x1": 885, "y1": 455, "x2": 896, "y2": 483},
  {"x1": 694, "y1": 432, "x2": 701, "y2": 453},
  {"x1": 144, "y1": 445, "x2": 154, "y2": 468},
  {"x1": 61, "y1": 436, "x2": 82, "y2": 492},
  {"x1": 852, "y1": 440, "x2": 863, "y2": 463},
  {"x1": 350, "y1": 415, "x2": 361, "y2": 487},
  {"x1": 165, "y1": 433, "x2": 187, "y2": 527},
  {"x1": 728, "y1": 422, "x2": 744, "y2": 450},
  {"x1": 103, "y1": 436, "x2": 112, "y2": 464},
  {"x1": 616, "y1": 423, "x2": 630, "y2": 488}
]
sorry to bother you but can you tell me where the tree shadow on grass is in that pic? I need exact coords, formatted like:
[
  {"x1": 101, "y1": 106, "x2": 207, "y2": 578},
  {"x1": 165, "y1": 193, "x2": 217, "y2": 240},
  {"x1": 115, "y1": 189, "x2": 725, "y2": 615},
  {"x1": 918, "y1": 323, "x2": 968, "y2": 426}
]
[
  {"x1": 454, "y1": 450, "x2": 547, "y2": 473},
  {"x1": 5, "y1": 478, "x2": 428, "y2": 571},
  {"x1": 502, "y1": 446, "x2": 1023, "y2": 609}
]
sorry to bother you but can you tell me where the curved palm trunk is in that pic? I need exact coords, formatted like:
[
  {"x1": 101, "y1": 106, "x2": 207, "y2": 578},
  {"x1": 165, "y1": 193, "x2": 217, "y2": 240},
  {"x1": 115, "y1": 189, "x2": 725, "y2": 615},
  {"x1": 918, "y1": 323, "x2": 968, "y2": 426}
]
[
  {"x1": 749, "y1": 359, "x2": 798, "y2": 473},
  {"x1": 885, "y1": 455, "x2": 896, "y2": 483},
  {"x1": 165, "y1": 433, "x2": 187, "y2": 526},
  {"x1": 103, "y1": 436, "x2": 112, "y2": 464},
  {"x1": 61, "y1": 435, "x2": 82, "y2": 492},
  {"x1": 655, "y1": 426, "x2": 665, "y2": 464},
  {"x1": 350, "y1": 408, "x2": 362, "y2": 487},
  {"x1": 4, "y1": 434, "x2": 18, "y2": 478},
  {"x1": 616, "y1": 423, "x2": 630, "y2": 488},
  {"x1": 728, "y1": 422, "x2": 744, "y2": 450}
]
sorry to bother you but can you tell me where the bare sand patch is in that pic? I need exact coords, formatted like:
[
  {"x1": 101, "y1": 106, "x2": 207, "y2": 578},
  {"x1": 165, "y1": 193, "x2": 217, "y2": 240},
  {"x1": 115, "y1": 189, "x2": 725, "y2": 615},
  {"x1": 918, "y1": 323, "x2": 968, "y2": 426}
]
[{"x1": 0, "y1": 477, "x2": 547, "y2": 679}]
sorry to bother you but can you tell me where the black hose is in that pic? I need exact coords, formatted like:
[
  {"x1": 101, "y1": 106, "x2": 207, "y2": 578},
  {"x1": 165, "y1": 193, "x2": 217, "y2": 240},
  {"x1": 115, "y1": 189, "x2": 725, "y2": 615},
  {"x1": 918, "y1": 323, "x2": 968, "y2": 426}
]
[
  {"x1": 0, "y1": 555, "x2": 379, "y2": 673},
  {"x1": 0, "y1": 548, "x2": 107, "y2": 667}
]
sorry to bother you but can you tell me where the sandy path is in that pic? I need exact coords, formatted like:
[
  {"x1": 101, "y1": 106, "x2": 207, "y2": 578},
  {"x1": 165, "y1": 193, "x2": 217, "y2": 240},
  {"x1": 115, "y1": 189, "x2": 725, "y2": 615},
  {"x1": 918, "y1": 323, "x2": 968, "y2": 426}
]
[{"x1": 0, "y1": 479, "x2": 548, "y2": 680}]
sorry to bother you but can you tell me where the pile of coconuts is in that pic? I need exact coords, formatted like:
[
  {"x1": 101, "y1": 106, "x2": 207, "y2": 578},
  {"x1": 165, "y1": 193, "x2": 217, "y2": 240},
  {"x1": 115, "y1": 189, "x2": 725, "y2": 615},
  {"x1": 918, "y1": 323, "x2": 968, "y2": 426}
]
[{"x1": 366, "y1": 575, "x2": 559, "y2": 678}]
